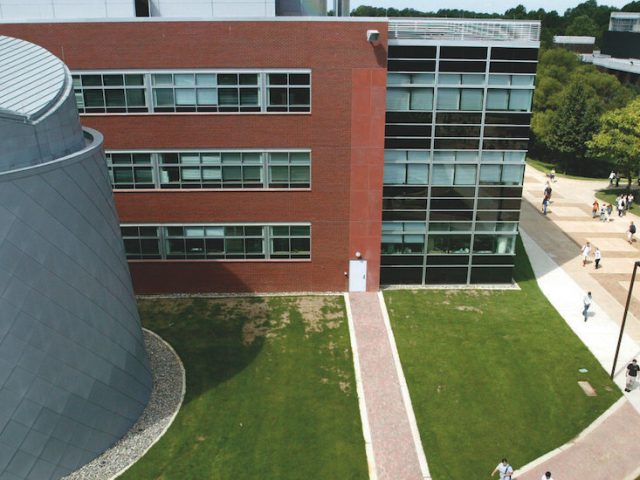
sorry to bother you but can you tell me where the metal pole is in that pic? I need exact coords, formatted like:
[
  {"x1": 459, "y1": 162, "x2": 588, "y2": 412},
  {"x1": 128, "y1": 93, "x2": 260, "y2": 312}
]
[{"x1": 610, "y1": 261, "x2": 640, "y2": 379}]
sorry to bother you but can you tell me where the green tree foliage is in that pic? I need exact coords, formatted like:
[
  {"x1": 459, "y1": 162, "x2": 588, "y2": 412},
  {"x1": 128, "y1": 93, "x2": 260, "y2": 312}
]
[
  {"x1": 588, "y1": 98, "x2": 640, "y2": 189},
  {"x1": 530, "y1": 48, "x2": 636, "y2": 173},
  {"x1": 547, "y1": 82, "x2": 600, "y2": 173},
  {"x1": 565, "y1": 14, "x2": 600, "y2": 37},
  {"x1": 622, "y1": 1, "x2": 640, "y2": 11}
]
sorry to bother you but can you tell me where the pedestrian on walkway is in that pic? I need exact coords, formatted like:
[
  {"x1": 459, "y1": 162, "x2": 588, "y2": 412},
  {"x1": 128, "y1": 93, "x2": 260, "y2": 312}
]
[
  {"x1": 542, "y1": 195, "x2": 550, "y2": 215},
  {"x1": 600, "y1": 204, "x2": 607, "y2": 222},
  {"x1": 594, "y1": 247, "x2": 601, "y2": 269},
  {"x1": 544, "y1": 183, "x2": 553, "y2": 201},
  {"x1": 606, "y1": 203, "x2": 613, "y2": 220},
  {"x1": 583, "y1": 292, "x2": 592, "y2": 321},
  {"x1": 625, "y1": 359, "x2": 639, "y2": 392},
  {"x1": 592, "y1": 200, "x2": 599, "y2": 218},
  {"x1": 491, "y1": 458, "x2": 513, "y2": 479},
  {"x1": 617, "y1": 195, "x2": 625, "y2": 217},
  {"x1": 550, "y1": 168, "x2": 556, "y2": 182},
  {"x1": 541, "y1": 472, "x2": 554, "y2": 480},
  {"x1": 609, "y1": 170, "x2": 616, "y2": 185},
  {"x1": 581, "y1": 242, "x2": 591, "y2": 266},
  {"x1": 627, "y1": 221, "x2": 636, "y2": 244}
]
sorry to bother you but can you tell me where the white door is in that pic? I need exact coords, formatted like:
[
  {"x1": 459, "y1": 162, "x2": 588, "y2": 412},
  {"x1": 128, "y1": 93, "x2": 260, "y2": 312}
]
[{"x1": 349, "y1": 260, "x2": 367, "y2": 292}]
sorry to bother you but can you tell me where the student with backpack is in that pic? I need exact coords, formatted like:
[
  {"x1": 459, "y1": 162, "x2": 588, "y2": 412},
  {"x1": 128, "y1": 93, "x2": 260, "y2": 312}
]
[{"x1": 628, "y1": 221, "x2": 636, "y2": 244}]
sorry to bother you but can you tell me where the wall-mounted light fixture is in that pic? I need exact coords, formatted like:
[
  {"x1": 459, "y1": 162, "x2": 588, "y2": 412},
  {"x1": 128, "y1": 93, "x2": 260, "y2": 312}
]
[
  {"x1": 366, "y1": 30, "x2": 380, "y2": 43},
  {"x1": 355, "y1": 251, "x2": 362, "y2": 259}
]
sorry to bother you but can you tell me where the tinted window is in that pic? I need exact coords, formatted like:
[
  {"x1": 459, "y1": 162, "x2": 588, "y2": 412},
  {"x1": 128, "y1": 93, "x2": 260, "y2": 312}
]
[
  {"x1": 490, "y1": 62, "x2": 537, "y2": 74},
  {"x1": 439, "y1": 61, "x2": 487, "y2": 72},
  {"x1": 388, "y1": 60, "x2": 436, "y2": 72},
  {"x1": 436, "y1": 112, "x2": 482, "y2": 124},
  {"x1": 389, "y1": 46, "x2": 437, "y2": 59},
  {"x1": 386, "y1": 111, "x2": 433, "y2": 124},
  {"x1": 491, "y1": 47, "x2": 538, "y2": 61},
  {"x1": 440, "y1": 46, "x2": 487, "y2": 59}
]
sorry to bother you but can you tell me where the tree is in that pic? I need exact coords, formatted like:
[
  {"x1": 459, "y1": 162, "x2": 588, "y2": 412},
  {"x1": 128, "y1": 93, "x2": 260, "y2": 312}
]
[
  {"x1": 565, "y1": 14, "x2": 600, "y2": 37},
  {"x1": 588, "y1": 98, "x2": 640, "y2": 190},
  {"x1": 622, "y1": 1, "x2": 640, "y2": 11},
  {"x1": 547, "y1": 82, "x2": 600, "y2": 174}
]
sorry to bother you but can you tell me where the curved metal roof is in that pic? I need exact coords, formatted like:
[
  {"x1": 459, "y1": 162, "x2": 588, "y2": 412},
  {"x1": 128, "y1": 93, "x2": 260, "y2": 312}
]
[{"x1": 0, "y1": 35, "x2": 68, "y2": 122}]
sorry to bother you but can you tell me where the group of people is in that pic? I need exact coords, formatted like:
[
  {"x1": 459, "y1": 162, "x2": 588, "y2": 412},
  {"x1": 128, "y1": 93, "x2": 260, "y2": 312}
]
[
  {"x1": 491, "y1": 458, "x2": 554, "y2": 479},
  {"x1": 591, "y1": 200, "x2": 612, "y2": 222},
  {"x1": 614, "y1": 193, "x2": 634, "y2": 217},
  {"x1": 580, "y1": 242, "x2": 602, "y2": 269}
]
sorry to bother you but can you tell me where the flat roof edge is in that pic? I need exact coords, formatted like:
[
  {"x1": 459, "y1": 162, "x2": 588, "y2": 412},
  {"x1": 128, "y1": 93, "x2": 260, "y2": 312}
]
[{"x1": 0, "y1": 16, "x2": 389, "y2": 24}]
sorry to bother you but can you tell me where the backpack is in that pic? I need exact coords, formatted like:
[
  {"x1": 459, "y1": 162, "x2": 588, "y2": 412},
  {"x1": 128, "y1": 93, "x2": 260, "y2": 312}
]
[{"x1": 631, "y1": 224, "x2": 636, "y2": 234}]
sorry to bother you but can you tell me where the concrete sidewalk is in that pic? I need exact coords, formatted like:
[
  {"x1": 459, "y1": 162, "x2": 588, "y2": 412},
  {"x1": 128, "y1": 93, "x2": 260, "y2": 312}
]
[
  {"x1": 346, "y1": 292, "x2": 429, "y2": 480},
  {"x1": 514, "y1": 167, "x2": 640, "y2": 479}
]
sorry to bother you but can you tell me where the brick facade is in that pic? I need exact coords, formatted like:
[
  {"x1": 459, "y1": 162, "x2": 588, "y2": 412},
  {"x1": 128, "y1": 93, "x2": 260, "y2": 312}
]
[{"x1": 0, "y1": 20, "x2": 388, "y2": 292}]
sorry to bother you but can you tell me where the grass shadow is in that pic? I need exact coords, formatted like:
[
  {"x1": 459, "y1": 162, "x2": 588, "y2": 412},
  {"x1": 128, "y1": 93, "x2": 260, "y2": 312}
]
[{"x1": 138, "y1": 297, "x2": 267, "y2": 404}]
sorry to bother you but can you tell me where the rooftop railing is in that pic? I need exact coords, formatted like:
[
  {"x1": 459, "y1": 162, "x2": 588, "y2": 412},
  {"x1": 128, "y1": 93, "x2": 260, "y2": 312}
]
[{"x1": 388, "y1": 18, "x2": 540, "y2": 42}]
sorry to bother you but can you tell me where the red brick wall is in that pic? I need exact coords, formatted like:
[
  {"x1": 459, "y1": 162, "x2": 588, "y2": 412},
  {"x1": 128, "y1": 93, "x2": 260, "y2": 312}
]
[{"x1": 0, "y1": 20, "x2": 388, "y2": 293}]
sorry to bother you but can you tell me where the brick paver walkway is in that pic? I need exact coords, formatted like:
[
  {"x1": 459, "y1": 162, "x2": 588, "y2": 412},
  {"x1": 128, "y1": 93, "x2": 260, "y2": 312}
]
[{"x1": 348, "y1": 292, "x2": 428, "y2": 480}]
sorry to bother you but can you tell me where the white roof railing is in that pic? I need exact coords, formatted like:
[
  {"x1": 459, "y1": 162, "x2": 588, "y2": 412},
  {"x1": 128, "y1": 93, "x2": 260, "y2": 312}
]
[{"x1": 388, "y1": 18, "x2": 540, "y2": 42}]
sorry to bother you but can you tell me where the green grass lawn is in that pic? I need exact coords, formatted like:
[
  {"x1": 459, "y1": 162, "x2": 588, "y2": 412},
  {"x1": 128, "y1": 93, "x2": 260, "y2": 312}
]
[
  {"x1": 384, "y1": 239, "x2": 620, "y2": 480},
  {"x1": 526, "y1": 158, "x2": 607, "y2": 181},
  {"x1": 595, "y1": 187, "x2": 640, "y2": 211},
  {"x1": 120, "y1": 295, "x2": 367, "y2": 480}
]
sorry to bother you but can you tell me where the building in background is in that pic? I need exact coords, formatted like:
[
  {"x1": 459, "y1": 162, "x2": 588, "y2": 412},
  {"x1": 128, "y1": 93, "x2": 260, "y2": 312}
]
[
  {"x1": 582, "y1": 12, "x2": 640, "y2": 85},
  {"x1": 553, "y1": 35, "x2": 595, "y2": 54},
  {"x1": 0, "y1": 14, "x2": 539, "y2": 293},
  {"x1": 0, "y1": 36, "x2": 152, "y2": 480}
]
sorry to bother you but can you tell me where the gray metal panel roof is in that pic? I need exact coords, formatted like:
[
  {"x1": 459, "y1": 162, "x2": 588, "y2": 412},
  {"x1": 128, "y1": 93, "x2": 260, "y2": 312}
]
[{"x1": 0, "y1": 35, "x2": 68, "y2": 121}]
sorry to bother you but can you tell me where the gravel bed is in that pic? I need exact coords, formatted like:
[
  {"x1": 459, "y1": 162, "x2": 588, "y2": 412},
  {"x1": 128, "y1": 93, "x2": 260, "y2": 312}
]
[{"x1": 63, "y1": 329, "x2": 185, "y2": 480}]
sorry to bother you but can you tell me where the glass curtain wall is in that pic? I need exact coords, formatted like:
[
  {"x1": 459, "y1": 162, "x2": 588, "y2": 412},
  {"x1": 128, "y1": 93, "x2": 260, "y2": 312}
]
[{"x1": 382, "y1": 44, "x2": 538, "y2": 284}]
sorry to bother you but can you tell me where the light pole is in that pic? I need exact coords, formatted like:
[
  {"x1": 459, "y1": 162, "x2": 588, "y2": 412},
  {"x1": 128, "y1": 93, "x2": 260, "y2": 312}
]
[{"x1": 610, "y1": 260, "x2": 640, "y2": 379}]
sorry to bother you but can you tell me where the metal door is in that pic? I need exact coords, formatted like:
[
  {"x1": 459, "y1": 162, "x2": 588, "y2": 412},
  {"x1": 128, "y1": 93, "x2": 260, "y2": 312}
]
[{"x1": 348, "y1": 260, "x2": 367, "y2": 292}]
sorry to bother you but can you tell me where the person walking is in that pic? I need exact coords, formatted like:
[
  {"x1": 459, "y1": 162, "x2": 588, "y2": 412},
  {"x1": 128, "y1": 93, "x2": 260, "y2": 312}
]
[
  {"x1": 592, "y1": 200, "x2": 599, "y2": 218},
  {"x1": 491, "y1": 458, "x2": 514, "y2": 479},
  {"x1": 606, "y1": 203, "x2": 613, "y2": 220},
  {"x1": 600, "y1": 204, "x2": 607, "y2": 222},
  {"x1": 542, "y1": 195, "x2": 550, "y2": 215},
  {"x1": 609, "y1": 170, "x2": 616, "y2": 185},
  {"x1": 594, "y1": 247, "x2": 601, "y2": 269},
  {"x1": 583, "y1": 291, "x2": 592, "y2": 321},
  {"x1": 541, "y1": 472, "x2": 554, "y2": 480},
  {"x1": 628, "y1": 221, "x2": 636, "y2": 244},
  {"x1": 581, "y1": 242, "x2": 591, "y2": 267},
  {"x1": 617, "y1": 195, "x2": 625, "y2": 217},
  {"x1": 625, "y1": 359, "x2": 639, "y2": 392}
]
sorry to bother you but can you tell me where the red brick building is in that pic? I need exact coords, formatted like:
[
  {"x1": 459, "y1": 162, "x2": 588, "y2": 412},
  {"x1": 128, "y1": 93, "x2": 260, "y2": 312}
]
[{"x1": 1, "y1": 19, "x2": 388, "y2": 293}]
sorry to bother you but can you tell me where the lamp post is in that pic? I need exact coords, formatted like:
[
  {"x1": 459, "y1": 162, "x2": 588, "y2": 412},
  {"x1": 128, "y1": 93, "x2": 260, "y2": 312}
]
[{"x1": 610, "y1": 260, "x2": 640, "y2": 379}]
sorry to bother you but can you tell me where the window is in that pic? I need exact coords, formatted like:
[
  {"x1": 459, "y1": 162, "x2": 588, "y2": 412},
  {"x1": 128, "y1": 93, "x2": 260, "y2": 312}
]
[
  {"x1": 387, "y1": 88, "x2": 434, "y2": 111},
  {"x1": 73, "y1": 74, "x2": 147, "y2": 113},
  {"x1": 73, "y1": 70, "x2": 311, "y2": 114},
  {"x1": 105, "y1": 150, "x2": 310, "y2": 189},
  {"x1": 267, "y1": 73, "x2": 311, "y2": 112},
  {"x1": 270, "y1": 225, "x2": 311, "y2": 259},
  {"x1": 384, "y1": 150, "x2": 430, "y2": 185},
  {"x1": 151, "y1": 73, "x2": 260, "y2": 112},
  {"x1": 473, "y1": 235, "x2": 516, "y2": 254},
  {"x1": 120, "y1": 226, "x2": 161, "y2": 259},
  {"x1": 427, "y1": 234, "x2": 471, "y2": 254},
  {"x1": 107, "y1": 153, "x2": 154, "y2": 189},
  {"x1": 268, "y1": 152, "x2": 311, "y2": 188},
  {"x1": 479, "y1": 164, "x2": 524, "y2": 185},
  {"x1": 381, "y1": 222, "x2": 426, "y2": 255},
  {"x1": 486, "y1": 89, "x2": 532, "y2": 111},
  {"x1": 436, "y1": 89, "x2": 484, "y2": 111},
  {"x1": 121, "y1": 224, "x2": 311, "y2": 260}
]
